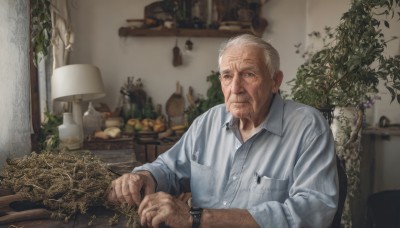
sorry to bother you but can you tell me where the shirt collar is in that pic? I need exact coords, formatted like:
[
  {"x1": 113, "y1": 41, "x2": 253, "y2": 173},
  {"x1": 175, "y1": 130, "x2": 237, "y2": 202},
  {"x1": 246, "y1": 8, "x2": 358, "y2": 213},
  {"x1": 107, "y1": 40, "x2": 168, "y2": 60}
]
[
  {"x1": 264, "y1": 93, "x2": 284, "y2": 136},
  {"x1": 223, "y1": 93, "x2": 284, "y2": 136}
]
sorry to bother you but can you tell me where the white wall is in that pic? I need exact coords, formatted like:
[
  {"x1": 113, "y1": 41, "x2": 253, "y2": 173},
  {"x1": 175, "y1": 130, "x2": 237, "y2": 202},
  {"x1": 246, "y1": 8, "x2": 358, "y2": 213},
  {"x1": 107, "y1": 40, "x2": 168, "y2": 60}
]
[
  {"x1": 373, "y1": 136, "x2": 400, "y2": 192},
  {"x1": 305, "y1": 0, "x2": 351, "y2": 43},
  {"x1": 70, "y1": 0, "x2": 220, "y2": 112},
  {"x1": 69, "y1": 0, "x2": 399, "y2": 124},
  {"x1": 261, "y1": 0, "x2": 307, "y2": 95},
  {"x1": 69, "y1": 0, "x2": 307, "y2": 112}
]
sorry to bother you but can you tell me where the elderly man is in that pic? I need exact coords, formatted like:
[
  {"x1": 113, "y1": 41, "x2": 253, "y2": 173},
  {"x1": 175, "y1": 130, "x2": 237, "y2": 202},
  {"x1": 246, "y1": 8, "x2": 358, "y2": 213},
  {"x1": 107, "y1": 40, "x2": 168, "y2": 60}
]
[{"x1": 107, "y1": 34, "x2": 338, "y2": 228}]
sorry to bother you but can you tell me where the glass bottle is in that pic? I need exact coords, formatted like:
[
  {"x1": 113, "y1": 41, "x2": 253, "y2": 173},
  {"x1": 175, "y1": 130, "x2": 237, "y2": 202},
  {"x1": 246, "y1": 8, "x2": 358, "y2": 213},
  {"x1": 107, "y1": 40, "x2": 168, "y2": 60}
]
[
  {"x1": 58, "y1": 112, "x2": 81, "y2": 150},
  {"x1": 82, "y1": 102, "x2": 104, "y2": 137}
]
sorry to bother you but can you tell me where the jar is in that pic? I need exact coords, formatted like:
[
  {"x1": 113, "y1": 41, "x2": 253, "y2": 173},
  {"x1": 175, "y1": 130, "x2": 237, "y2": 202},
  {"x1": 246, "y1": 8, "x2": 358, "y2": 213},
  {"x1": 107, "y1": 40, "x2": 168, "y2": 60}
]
[
  {"x1": 58, "y1": 112, "x2": 82, "y2": 150},
  {"x1": 82, "y1": 102, "x2": 104, "y2": 137}
]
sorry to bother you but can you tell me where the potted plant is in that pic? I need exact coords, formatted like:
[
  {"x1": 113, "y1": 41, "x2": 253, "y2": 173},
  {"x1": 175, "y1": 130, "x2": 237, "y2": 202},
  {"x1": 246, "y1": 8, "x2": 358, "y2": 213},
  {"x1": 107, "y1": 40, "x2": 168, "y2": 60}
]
[
  {"x1": 185, "y1": 71, "x2": 224, "y2": 125},
  {"x1": 288, "y1": 0, "x2": 400, "y2": 226}
]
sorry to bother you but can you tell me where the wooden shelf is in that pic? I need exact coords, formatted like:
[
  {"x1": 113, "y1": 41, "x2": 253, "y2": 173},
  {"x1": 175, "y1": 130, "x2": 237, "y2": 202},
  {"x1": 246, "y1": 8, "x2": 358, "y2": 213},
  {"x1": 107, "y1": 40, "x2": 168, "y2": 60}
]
[
  {"x1": 363, "y1": 126, "x2": 400, "y2": 136},
  {"x1": 118, "y1": 27, "x2": 255, "y2": 38}
]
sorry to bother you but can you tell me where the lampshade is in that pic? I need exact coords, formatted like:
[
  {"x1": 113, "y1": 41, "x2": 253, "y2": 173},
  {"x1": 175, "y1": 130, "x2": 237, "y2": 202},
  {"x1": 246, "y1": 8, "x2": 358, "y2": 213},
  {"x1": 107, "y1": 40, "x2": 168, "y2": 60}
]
[{"x1": 51, "y1": 64, "x2": 106, "y2": 101}]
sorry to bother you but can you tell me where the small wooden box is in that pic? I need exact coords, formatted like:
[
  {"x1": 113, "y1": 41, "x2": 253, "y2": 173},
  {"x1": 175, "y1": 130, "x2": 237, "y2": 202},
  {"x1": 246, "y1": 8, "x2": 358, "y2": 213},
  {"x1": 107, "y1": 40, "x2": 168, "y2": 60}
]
[{"x1": 83, "y1": 136, "x2": 134, "y2": 150}]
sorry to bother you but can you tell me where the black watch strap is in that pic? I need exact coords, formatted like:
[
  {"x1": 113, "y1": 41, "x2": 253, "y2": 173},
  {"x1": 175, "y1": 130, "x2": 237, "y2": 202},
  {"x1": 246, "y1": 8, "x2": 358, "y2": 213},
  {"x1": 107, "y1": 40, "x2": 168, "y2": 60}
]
[{"x1": 190, "y1": 207, "x2": 203, "y2": 228}]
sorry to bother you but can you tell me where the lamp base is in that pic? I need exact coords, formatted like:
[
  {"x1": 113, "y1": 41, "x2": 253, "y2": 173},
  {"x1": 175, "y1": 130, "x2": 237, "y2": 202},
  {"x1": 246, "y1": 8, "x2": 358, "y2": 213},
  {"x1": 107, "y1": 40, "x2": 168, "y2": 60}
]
[{"x1": 72, "y1": 100, "x2": 84, "y2": 149}]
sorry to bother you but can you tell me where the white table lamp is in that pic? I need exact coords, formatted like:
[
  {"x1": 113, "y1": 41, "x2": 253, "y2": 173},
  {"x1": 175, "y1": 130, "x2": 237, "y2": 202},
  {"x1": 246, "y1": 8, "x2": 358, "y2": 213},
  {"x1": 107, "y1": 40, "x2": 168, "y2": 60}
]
[{"x1": 51, "y1": 64, "x2": 106, "y2": 148}]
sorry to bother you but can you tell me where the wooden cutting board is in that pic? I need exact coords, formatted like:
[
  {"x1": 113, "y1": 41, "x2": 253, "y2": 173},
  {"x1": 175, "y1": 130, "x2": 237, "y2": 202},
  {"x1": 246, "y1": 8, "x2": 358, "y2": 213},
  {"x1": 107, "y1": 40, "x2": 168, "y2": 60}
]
[{"x1": 166, "y1": 81, "x2": 185, "y2": 126}]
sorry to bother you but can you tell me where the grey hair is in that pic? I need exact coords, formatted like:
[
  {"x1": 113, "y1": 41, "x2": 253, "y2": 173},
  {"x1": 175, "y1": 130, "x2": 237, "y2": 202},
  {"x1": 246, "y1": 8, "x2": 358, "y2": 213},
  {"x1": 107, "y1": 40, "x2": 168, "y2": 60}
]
[{"x1": 218, "y1": 34, "x2": 280, "y2": 78}]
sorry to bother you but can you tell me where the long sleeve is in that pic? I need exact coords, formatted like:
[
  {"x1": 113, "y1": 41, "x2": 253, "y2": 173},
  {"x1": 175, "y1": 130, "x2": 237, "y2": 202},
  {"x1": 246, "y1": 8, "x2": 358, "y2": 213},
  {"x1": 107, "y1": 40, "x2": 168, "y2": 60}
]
[
  {"x1": 133, "y1": 95, "x2": 339, "y2": 227},
  {"x1": 133, "y1": 126, "x2": 195, "y2": 195},
  {"x1": 247, "y1": 126, "x2": 338, "y2": 227}
]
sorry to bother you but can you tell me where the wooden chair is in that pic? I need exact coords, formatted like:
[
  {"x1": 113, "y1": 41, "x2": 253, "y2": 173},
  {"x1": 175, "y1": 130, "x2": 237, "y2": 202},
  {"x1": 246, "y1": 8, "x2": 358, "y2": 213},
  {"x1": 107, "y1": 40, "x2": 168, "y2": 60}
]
[
  {"x1": 365, "y1": 190, "x2": 400, "y2": 228},
  {"x1": 331, "y1": 155, "x2": 348, "y2": 228}
]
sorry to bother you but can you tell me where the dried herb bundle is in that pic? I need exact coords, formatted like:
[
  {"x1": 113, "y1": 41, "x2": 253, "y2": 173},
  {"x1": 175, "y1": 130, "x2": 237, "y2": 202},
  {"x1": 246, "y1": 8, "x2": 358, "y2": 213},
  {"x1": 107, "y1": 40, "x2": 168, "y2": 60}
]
[{"x1": 0, "y1": 150, "x2": 139, "y2": 226}]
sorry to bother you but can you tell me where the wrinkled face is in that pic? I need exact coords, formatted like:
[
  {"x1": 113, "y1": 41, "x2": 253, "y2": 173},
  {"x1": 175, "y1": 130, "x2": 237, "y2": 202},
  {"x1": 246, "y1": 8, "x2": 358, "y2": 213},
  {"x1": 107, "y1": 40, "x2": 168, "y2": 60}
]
[{"x1": 219, "y1": 45, "x2": 281, "y2": 121}]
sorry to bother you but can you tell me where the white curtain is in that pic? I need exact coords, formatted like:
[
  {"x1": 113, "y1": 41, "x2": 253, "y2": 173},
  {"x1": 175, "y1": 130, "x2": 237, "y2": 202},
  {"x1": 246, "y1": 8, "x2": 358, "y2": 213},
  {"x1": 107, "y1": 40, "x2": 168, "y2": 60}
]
[
  {"x1": 51, "y1": 0, "x2": 73, "y2": 69},
  {"x1": 50, "y1": 0, "x2": 74, "y2": 114},
  {"x1": 0, "y1": 0, "x2": 31, "y2": 167}
]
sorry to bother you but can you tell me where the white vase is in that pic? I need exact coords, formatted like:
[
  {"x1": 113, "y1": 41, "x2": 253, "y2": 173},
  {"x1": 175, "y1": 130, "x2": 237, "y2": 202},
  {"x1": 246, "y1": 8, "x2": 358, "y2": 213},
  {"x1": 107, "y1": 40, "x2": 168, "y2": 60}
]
[
  {"x1": 331, "y1": 106, "x2": 358, "y2": 143},
  {"x1": 58, "y1": 112, "x2": 82, "y2": 150}
]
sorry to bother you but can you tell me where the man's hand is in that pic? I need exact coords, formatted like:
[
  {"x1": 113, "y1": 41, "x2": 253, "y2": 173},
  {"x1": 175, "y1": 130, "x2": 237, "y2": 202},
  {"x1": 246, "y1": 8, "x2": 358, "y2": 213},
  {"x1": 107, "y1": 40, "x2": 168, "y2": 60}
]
[
  {"x1": 106, "y1": 171, "x2": 156, "y2": 206},
  {"x1": 139, "y1": 192, "x2": 191, "y2": 228}
]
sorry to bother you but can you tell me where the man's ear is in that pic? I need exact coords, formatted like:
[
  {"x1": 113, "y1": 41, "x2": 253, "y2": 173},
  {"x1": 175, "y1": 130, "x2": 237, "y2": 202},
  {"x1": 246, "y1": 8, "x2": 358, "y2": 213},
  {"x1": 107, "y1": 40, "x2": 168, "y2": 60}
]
[{"x1": 272, "y1": 70, "x2": 283, "y2": 94}]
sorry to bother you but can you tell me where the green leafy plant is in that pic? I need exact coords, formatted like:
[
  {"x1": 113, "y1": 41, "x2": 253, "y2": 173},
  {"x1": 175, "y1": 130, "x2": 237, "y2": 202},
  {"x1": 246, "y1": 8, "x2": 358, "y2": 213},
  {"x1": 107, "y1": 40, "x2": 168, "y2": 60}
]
[
  {"x1": 31, "y1": 0, "x2": 52, "y2": 66},
  {"x1": 288, "y1": 1, "x2": 400, "y2": 226},
  {"x1": 185, "y1": 71, "x2": 224, "y2": 125},
  {"x1": 38, "y1": 111, "x2": 62, "y2": 152},
  {"x1": 289, "y1": 0, "x2": 400, "y2": 109}
]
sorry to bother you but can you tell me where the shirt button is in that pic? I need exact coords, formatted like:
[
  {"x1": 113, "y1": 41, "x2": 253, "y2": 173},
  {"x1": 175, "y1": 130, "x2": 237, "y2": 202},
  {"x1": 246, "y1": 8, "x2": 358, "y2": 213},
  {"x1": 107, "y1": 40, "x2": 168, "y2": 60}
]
[
  {"x1": 232, "y1": 175, "x2": 237, "y2": 180},
  {"x1": 223, "y1": 201, "x2": 227, "y2": 206}
]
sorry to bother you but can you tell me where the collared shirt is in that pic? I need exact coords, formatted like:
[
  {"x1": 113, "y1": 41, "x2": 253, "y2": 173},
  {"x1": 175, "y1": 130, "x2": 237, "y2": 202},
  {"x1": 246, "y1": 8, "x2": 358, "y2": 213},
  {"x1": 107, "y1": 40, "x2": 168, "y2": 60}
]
[{"x1": 134, "y1": 94, "x2": 338, "y2": 228}]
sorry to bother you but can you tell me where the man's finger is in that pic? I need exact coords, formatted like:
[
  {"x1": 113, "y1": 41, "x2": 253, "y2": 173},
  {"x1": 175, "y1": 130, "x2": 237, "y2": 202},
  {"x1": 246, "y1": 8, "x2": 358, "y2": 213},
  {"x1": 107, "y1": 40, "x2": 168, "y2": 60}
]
[
  {"x1": 138, "y1": 194, "x2": 150, "y2": 215},
  {"x1": 112, "y1": 181, "x2": 124, "y2": 203},
  {"x1": 129, "y1": 180, "x2": 142, "y2": 206},
  {"x1": 121, "y1": 180, "x2": 133, "y2": 204},
  {"x1": 106, "y1": 186, "x2": 118, "y2": 204},
  {"x1": 141, "y1": 204, "x2": 159, "y2": 227},
  {"x1": 152, "y1": 212, "x2": 167, "y2": 228}
]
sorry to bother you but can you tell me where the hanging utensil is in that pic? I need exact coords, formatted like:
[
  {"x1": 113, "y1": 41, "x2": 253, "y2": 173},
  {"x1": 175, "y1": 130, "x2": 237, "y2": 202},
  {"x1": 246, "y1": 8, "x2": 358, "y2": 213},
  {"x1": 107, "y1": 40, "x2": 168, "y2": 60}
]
[
  {"x1": 166, "y1": 81, "x2": 185, "y2": 126},
  {"x1": 185, "y1": 38, "x2": 193, "y2": 51},
  {"x1": 251, "y1": 16, "x2": 268, "y2": 37},
  {"x1": 172, "y1": 39, "x2": 183, "y2": 67}
]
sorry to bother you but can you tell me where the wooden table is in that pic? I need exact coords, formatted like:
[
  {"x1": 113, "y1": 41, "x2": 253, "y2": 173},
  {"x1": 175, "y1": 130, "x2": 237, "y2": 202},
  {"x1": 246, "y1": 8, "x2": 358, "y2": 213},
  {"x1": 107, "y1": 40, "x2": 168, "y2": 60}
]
[
  {"x1": 0, "y1": 148, "x2": 142, "y2": 227},
  {"x1": 1, "y1": 134, "x2": 180, "y2": 227},
  {"x1": 0, "y1": 197, "x2": 134, "y2": 228}
]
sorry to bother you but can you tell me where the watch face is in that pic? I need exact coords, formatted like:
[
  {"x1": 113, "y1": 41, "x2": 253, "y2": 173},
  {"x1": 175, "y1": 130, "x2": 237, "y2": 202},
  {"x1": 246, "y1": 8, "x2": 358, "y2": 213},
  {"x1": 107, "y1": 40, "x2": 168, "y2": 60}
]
[
  {"x1": 190, "y1": 207, "x2": 203, "y2": 228},
  {"x1": 190, "y1": 207, "x2": 203, "y2": 214}
]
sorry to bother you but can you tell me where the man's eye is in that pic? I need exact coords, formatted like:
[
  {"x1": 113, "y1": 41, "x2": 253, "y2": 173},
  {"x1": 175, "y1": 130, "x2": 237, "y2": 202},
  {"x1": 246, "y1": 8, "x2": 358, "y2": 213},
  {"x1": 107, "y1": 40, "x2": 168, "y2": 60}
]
[
  {"x1": 222, "y1": 74, "x2": 233, "y2": 80},
  {"x1": 242, "y1": 72, "x2": 256, "y2": 78}
]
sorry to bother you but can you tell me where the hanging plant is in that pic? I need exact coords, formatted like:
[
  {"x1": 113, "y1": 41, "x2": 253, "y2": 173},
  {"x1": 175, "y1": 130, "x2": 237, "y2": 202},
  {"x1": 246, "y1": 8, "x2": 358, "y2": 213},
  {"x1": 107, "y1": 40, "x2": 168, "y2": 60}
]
[{"x1": 31, "y1": 0, "x2": 52, "y2": 66}]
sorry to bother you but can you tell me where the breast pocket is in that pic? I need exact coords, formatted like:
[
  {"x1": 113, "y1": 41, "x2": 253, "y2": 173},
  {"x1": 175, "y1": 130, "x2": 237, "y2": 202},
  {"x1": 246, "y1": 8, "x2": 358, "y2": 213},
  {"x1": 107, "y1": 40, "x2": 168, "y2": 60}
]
[
  {"x1": 190, "y1": 161, "x2": 215, "y2": 206},
  {"x1": 248, "y1": 174, "x2": 289, "y2": 206}
]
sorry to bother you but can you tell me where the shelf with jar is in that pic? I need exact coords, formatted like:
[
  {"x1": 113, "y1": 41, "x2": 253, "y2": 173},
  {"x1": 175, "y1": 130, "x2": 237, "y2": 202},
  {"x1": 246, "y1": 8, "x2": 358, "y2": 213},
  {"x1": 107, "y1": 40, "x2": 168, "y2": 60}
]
[
  {"x1": 118, "y1": 26, "x2": 255, "y2": 38},
  {"x1": 118, "y1": 0, "x2": 268, "y2": 38}
]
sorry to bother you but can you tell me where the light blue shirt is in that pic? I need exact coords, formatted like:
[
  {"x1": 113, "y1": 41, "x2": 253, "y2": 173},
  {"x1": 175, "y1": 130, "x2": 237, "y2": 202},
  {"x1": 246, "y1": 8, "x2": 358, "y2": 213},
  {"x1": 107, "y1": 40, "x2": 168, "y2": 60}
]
[{"x1": 134, "y1": 94, "x2": 338, "y2": 228}]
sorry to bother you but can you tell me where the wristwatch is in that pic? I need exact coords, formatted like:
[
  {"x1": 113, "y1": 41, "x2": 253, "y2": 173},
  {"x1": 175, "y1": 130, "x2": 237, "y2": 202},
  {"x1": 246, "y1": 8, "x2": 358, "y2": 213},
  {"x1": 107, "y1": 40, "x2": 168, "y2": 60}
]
[{"x1": 189, "y1": 207, "x2": 203, "y2": 228}]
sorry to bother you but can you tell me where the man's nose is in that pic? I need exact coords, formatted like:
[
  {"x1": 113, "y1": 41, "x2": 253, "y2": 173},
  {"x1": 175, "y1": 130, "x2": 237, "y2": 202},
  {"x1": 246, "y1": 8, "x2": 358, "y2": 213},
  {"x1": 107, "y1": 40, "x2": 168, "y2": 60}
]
[{"x1": 231, "y1": 74, "x2": 243, "y2": 93}]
